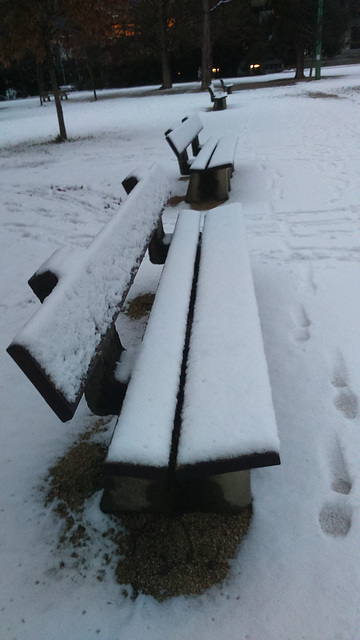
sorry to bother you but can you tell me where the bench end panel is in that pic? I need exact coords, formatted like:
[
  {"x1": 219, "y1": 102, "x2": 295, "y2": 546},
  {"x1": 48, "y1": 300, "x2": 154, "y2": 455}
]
[{"x1": 6, "y1": 342, "x2": 77, "y2": 422}]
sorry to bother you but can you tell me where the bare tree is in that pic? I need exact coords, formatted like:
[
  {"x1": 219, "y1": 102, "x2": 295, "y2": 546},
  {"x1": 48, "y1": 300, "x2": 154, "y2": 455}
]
[
  {"x1": 0, "y1": 0, "x2": 119, "y2": 138},
  {"x1": 0, "y1": 0, "x2": 69, "y2": 139}
]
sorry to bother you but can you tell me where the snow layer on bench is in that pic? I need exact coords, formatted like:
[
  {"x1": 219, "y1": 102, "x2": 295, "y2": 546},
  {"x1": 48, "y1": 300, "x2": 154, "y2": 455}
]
[
  {"x1": 106, "y1": 210, "x2": 201, "y2": 468},
  {"x1": 166, "y1": 114, "x2": 203, "y2": 154},
  {"x1": 34, "y1": 245, "x2": 85, "y2": 280},
  {"x1": 190, "y1": 136, "x2": 218, "y2": 172},
  {"x1": 207, "y1": 134, "x2": 238, "y2": 170},
  {"x1": 13, "y1": 164, "x2": 171, "y2": 403},
  {"x1": 177, "y1": 205, "x2": 280, "y2": 466}
]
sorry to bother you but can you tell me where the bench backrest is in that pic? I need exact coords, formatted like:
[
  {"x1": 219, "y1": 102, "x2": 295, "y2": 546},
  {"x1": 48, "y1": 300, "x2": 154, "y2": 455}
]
[
  {"x1": 219, "y1": 78, "x2": 233, "y2": 91},
  {"x1": 7, "y1": 164, "x2": 171, "y2": 422},
  {"x1": 208, "y1": 84, "x2": 216, "y2": 101},
  {"x1": 165, "y1": 114, "x2": 203, "y2": 175}
]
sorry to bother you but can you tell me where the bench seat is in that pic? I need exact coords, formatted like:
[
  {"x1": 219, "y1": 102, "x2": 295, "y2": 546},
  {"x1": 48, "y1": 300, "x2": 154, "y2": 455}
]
[
  {"x1": 104, "y1": 211, "x2": 201, "y2": 480},
  {"x1": 101, "y1": 205, "x2": 280, "y2": 514},
  {"x1": 185, "y1": 134, "x2": 238, "y2": 203}
]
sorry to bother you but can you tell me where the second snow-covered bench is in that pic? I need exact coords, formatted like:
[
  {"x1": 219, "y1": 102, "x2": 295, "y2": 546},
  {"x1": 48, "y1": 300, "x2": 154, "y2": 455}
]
[
  {"x1": 101, "y1": 205, "x2": 280, "y2": 514},
  {"x1": 208, "y1": 83, "x2": 228, "y2": 110},
  {"x1": 165, "y1": 114, "x2": 238, "y2": 203},
  {"x1": 7, "y1": 164, "x2": 171, "y2": 422},
  {"x1": 220, "y1": 78, "x2": 234, "y2": 94}
]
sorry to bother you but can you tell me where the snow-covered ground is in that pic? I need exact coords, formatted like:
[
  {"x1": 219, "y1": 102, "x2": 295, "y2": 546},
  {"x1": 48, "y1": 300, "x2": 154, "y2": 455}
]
[{"x1": 1, "y1": 65, "x2": 360, "y2": 639}]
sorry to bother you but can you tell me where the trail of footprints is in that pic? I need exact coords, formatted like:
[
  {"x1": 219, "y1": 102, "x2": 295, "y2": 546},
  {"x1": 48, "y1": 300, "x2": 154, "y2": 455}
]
[
  {"x1": 331, "y1": 351, "x2": 358, "y2": 421},
  {"x1": 320, "y1": 352, "x2": 357, "y2": 538},
  {"x1": 292, "y1": 305, "x2": 356, "y2": 538},
  {"x1": 319, "y1": 437, "x2": 353, "y2": 538}
]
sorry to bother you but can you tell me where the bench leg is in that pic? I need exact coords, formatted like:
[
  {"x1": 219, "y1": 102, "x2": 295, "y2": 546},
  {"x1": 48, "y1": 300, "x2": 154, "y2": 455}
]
[
  {"x1": 177, "y1": 469, "x2": 251, "y2": 513},
  {"x1": 85, "y1": 324, "x2": 127, "y2": 416},
  {"x1": 101, "y1": 475, "x2": 175, "y2": 513},
  {"x1": 185, "y1": 167, "x2": 230, "y2": 203},
  {"x1": 101, "y1": 469, "x2": 251, "y2": 513},
  {"x1": 213, "y1": 97, "x2": 227, "y2": 111},
  {"x1": 148, "y1": 218, "x2": 170, "y2": 264}
]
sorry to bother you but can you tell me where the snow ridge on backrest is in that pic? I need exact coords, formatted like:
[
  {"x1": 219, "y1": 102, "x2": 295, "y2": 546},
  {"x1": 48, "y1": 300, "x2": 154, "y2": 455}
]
[
  {"x1": 166, "y1": 114, "x2": 203, "y2": 154},
  {"x1": 13, "y1": 163, "x2": 171, "y2": 403}
]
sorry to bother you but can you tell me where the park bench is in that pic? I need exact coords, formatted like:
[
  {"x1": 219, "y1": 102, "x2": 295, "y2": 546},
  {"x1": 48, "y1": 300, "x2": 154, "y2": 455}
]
[
  {"x1": 208, "y1": 82, "x2": 227, "y2": 110},
  {"x1": 6, "y1": 164, "x2": 171, "y2": 422},
  {"x1": 40, "y1": 89, "x2": 68, "y2": 103},
  {"x1": 220, "y1": 78, "x2": 234, "y2": 94},
  {"x1": 101, "y1": 204, "x2": 280, "y2": 514},
  {"x1": 165, "y1": 114, "x2": 238, "y2": 203}
]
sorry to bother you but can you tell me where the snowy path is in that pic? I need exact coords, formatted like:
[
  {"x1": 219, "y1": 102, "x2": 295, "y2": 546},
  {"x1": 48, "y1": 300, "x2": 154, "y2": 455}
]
[{"x1": 1, "y1": 66, "x2": 360, "y2": 639}]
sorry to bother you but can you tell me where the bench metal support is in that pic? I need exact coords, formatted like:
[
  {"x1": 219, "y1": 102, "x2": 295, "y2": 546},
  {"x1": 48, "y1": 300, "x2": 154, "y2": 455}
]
[
  {"x1": 84, "y1": 324, "x2": 128, "y2": 416},
  {"x1": 101, "y1": 468, "x2": 251, "y2": 514},
  {"x1": 186, "y1": 167, "x2": 231, "y2": 203},
  {"x1": 213, "y1": 96, "x2": 227, "y2": 111}
]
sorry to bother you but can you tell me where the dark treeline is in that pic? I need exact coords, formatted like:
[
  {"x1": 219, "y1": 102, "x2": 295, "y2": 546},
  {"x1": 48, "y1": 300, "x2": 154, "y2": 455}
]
[{"x1": 0, "y1": 0, "x2": 357, "y2": 137}]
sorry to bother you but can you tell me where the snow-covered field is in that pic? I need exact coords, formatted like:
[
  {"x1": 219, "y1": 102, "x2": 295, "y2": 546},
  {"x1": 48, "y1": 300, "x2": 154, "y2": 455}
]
[{"x1": 1, "y1": 65, "x2": 360, "y2": 640}]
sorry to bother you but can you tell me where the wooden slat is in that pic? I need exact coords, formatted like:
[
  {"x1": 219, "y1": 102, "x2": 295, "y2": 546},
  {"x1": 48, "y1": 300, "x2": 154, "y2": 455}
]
[
  {"x1": 207, "y1": 134, "x2": 238, "y2": 170},
  {"x1": 104, "y1": 210, "x2": 201, "y2": 477},
  {"x1": 189, "y1": 136, "x2": 218, "y2": 172},
  {"x1": 176, "y1": 205, "x2": 280, "y2": 476}
]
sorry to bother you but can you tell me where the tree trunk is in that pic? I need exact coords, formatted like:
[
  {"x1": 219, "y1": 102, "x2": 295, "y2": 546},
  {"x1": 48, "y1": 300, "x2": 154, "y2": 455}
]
[
  {"x1": 36, "y1": 62, "x2": 45, "y2": 105},
  {"x1": 158, "y1": 0, "x2": 172, "y2": 89},
  {"x1": 201, "y1": 0, "x2": 212, "y2": 90},
  {"x1": 295, "y1": 38, "x2": 305, "y2": 79},
  {"x1": 87, "y1": 64, "x2": 98, "y2": 101},
  {"x1": 47, "y1": 51, "x2": 67, "y2": 141}
]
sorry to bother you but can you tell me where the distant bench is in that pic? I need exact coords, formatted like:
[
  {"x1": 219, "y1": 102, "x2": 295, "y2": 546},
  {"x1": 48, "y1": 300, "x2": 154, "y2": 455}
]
[
  {"x1": 7, "y1": 164, "x2": 171, "y2": 422},
  {"x1": 40, "y1": 89, "x2": 68, "y2": 103},
  {"x1": 165, "y1": 113, "x2": 238, "y2": 203},
  {"x1": 220, "y1": 78, "x2": 234, "y2": 94},
  {"x1": 208, "y1": 82, "x2": 228, "y2": 110},
  {"x1": 101, "y1": 205, "x2": 280, "y2": 514}
]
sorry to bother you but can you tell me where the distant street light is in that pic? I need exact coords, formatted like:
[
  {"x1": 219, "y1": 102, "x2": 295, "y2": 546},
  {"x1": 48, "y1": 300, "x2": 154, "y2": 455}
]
[{"x1": 315, "y1": 0, "x2": 324, "y2": 80}]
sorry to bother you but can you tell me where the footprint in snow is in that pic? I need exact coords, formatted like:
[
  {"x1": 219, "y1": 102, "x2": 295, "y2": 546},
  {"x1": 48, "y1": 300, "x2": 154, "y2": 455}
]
[
  {"x1": 319, "y1": 502, "x2": 352, "y2": 538},
  {"x1": 292, "y1": 304, "x2": 311, "y2": 342},
  {"x1": 298, "y1": 261, "x2": 317, "y2": 294},
  {"x1": 331, "y1": 351, "x2": 348, "y2": 388},
  {"x1": 334, "y1": 388, "x2": 358, "y2": 420},
  {"x1": 328, "y1": 438, "x2": 352, "y2": 496},
  {"x1": 331, "y1": 352, "x2": 358, "y2": 420}
]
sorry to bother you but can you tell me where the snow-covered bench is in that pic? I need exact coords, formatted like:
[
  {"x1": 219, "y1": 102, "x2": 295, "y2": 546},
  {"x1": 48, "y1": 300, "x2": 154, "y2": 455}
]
[
  {"x1": 40, "y1": 89, "x2": 68, "y2": 103},
  {"x1": 101, "y1": 205, "x2": 280, "y2": 514},
  {"x1": 7, "y1": 164, "x2": 171, "y2": 422},
  {"x1": 186, "y1": 134, "x2": 238, "y2": 203},
  {"x1": 165, "y1": 115, "x2": 238, "y2": 203},
  {"x1": 220, "y1": 78, "x2": 234, "y2": 94},
  {"x1": 208, "y1": 83, "x2": 228, "y2": 110}
]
